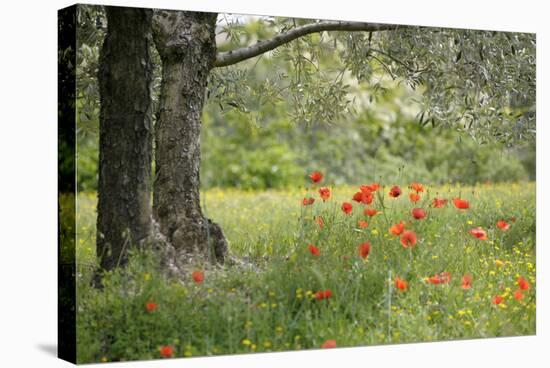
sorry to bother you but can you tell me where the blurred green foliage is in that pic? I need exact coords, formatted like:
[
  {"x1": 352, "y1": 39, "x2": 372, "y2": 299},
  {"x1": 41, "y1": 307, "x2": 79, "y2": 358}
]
[{"x1": 199, "y1": 98, "x2": 532, "y2": 190}]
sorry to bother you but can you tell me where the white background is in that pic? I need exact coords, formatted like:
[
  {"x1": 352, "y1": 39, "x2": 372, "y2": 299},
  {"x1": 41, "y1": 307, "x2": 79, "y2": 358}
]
[{"x1": 0, "y1": 0, "x2": 547, "y2": 366}]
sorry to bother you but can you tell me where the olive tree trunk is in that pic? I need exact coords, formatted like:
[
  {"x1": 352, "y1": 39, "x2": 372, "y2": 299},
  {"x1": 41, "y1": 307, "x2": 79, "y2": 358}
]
[
  {"x1": 96, "y1": 7, "x2": 155, "y2": 270},
  {"x1": 152, "y1": 10, "x2": 228, "y2": 263}
]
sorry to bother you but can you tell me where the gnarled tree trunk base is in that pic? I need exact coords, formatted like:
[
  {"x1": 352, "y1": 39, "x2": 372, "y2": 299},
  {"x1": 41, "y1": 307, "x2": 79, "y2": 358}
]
[
  {"x1": 152, "y1": 217, "x2": 230, "y2": 282},
  {"x1": 171, "y1": 217, "x2": 228, "y2": 262}
]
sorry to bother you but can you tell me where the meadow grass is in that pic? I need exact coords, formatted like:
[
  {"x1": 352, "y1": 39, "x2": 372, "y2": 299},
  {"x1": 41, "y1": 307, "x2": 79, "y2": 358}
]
[{"x1": 72, "y1": 182, "x2": 536, "y2": 363}]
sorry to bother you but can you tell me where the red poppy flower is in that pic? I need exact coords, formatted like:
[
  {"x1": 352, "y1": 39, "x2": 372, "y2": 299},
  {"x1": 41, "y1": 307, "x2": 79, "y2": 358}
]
[
  {"x1": 362, "y1": 183, "x2": 381, "y2": 192},
  {"x1": 358, "y1": 242, "x2": 371, "y2": 259},
  {"x1": 427, "y1": 272, "x2": 451, "y2": 285},
  {"x1": 353, "y1": 190, "x2": 373, "y2": 205},
  {"x1": 453, "y1": 198, "x2": 470, "y2": 209},
  {"x1": 159, "y1": 345, "x2": 174, "y2": 358},
  {"x1": 192, "y1": 270, "x2": 204, "y2": 283},
  {"x1": 321, "y1": 340, "x2": 337, "y2": 349},
  {"x1": 400, "y1": 230, "x2": 417, "y2": 248},
  {"x1": 409, "y1": 182, "x2": 424, "y2": 193},
  {"x1": 469, "y1": 227, "x2": 488, "y2": 240},
  {"x1": 389, "y1": 221, "x2": 405, "y2": 236},
  {"x1": 432, "y1": 198, "x2": 448, "y2": 208},
  {"x1": 514, "y1": 290, "x2": 524, "y2": 300},
  {"x1": 307, "y1": 244, "x2": 320, "y2": 256},
  {"x1": 517, "y1": 277, "x2": 530, "y2": 291},
  {"x1": 315, "y1": 289, "x2": 332, "y2": 301},
  {"x1": 361, "y1": 192, "x2": 373, "y2": 204},
  {"x1": 395, "y1": 277, "x2": 408, "y2": 291},
  {"x1": 411, "y1": 208, "x2": 427, "y2": 220},
  {"x1": 145, "y1": 300, "x2": 158, "y2": 312},
  {"x1": 318, "y1": 187, "x2": 331, "y2": 201},
  {"x1": 341, "y1": 202, "x2": 353, "y2": 215},
  {"x1": 496, "y1": 220, "x2": 510, "y2": 230},
  {"x1": 461, "y1": 274, "x2": 473, "y2": 290},
  {"x1": 364, "y1": 208, "x2": 378, "y2": 217},
  {"x1": 359, "y1": 185, "x2": 373, "y2": 194},
  {"x1": 315, "y1": 216, "x2": 324, "y2": 229},
  {"x1": 302, "y1": 197, "x2": 315, "y2": 206},
  {"x1": 389, "y1": 185, "x2": 402, "y2": 198},
  {"x1": 409, "y1": 192, "x2": 421, "y2": 203},
  {"x1": 358, "y1": 220, "x2": 369, "y2": 229},
  {"x1": 492, "y1": 295, "x2": 504, "y2": 305},
  {"x1": 309, "y1": 171, "x2": 323, "y2": 183}
]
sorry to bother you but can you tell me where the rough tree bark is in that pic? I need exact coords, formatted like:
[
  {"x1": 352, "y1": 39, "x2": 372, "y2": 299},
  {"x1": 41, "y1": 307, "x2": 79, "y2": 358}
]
[
  {"x1": 152, "y1": 10, "x2": 228, "y2": 263},
  {"x1": 97, "y1": 7, "x2": 155, "y2": 270}
]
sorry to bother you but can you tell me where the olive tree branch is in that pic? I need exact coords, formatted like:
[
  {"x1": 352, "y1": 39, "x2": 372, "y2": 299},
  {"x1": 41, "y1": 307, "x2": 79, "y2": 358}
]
[{"x1": 214, "y1": 21, "x2": 398, "y2": 67}]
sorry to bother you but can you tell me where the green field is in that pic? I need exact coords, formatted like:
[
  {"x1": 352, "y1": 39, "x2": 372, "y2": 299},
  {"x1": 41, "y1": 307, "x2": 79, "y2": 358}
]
[{"x1": 73, "y1": 182, "x2": 536, "y2": 363}]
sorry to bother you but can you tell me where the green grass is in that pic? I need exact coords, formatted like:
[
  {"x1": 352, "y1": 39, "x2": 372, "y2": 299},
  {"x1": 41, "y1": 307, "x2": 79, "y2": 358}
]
[{"x1": 72, "y1": 182, "x2": 536, "y2": 363}]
